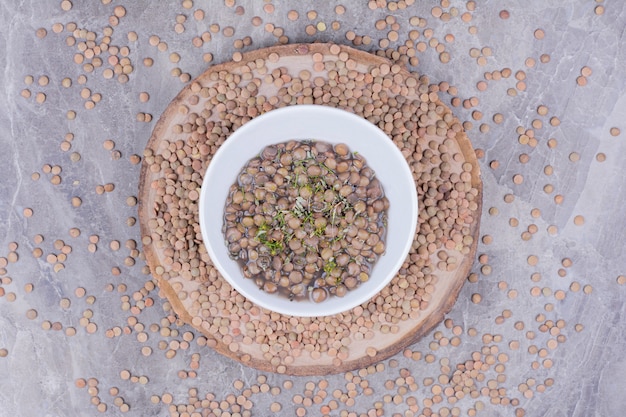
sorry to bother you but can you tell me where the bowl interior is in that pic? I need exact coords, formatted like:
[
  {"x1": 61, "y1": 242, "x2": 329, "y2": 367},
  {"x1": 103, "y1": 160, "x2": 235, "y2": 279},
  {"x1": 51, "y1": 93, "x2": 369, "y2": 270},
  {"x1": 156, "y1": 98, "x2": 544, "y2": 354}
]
[{"x1": 199, "y1": 105, "x2": 417, "y2": 317}]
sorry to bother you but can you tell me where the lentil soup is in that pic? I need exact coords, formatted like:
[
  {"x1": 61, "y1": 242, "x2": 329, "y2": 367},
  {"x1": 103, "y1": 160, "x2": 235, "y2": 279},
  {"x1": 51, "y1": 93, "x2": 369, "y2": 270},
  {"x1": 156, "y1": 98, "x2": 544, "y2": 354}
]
[{"x1": 223, "y1": 140, "x2": 388, "y2": 303}]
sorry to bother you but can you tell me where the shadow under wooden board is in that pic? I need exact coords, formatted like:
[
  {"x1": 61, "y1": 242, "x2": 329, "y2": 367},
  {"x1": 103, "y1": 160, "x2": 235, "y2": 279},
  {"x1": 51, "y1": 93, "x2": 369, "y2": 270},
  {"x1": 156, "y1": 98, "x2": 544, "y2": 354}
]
[{"x1": 138, "y1": 43, "x2": 482, "y2": 376}]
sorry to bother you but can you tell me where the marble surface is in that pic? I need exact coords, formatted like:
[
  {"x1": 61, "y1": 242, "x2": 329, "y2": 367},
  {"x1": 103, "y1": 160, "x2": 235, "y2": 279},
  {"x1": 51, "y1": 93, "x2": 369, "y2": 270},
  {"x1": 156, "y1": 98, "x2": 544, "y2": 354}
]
[{"x1": 0, "y1": 1, "x2": 625, "y2": 416}]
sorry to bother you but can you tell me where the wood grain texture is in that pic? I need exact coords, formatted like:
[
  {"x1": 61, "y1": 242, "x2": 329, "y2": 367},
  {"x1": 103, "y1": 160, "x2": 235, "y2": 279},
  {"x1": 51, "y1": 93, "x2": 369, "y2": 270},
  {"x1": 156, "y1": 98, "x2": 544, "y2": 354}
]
[{"x1": 138, "y1": 43, "x2": 482, "y2": 375}]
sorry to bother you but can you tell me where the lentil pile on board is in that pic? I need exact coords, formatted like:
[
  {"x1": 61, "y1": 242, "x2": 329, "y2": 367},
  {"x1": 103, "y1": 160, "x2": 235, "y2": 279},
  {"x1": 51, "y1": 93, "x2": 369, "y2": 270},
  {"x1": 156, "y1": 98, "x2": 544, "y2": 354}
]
[{"x1": 140, "y1": 43, "x2": 482, "y2": 375}]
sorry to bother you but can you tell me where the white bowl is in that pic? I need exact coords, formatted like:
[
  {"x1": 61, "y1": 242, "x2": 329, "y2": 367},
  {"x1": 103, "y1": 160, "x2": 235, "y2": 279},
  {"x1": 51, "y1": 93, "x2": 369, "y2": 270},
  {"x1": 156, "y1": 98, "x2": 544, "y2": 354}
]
[{"x1": 199, "y1": 105, "x2": 418, "y2": 317}]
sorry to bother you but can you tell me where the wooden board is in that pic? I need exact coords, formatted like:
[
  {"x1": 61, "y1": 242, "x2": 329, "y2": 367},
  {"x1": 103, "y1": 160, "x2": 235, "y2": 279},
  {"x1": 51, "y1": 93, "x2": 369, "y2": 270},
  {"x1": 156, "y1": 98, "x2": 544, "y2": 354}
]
[{"x1": 138, "y1": 43, "x2": 482, "y2": 375}]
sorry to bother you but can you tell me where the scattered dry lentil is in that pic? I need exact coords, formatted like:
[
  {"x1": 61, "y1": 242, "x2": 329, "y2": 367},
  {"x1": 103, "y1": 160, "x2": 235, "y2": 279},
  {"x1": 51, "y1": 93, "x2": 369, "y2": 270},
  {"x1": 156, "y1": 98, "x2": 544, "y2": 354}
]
[{"x1": 13, "y1": 11, "x2": 613, "y2": 415}]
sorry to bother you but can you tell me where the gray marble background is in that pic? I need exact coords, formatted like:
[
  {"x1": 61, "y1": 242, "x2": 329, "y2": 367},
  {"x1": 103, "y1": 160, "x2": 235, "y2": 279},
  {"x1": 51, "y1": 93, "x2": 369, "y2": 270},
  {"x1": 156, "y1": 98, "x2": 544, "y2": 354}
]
[{"x1": 0, "y1": 1, "x2": 625, "y2": 416}]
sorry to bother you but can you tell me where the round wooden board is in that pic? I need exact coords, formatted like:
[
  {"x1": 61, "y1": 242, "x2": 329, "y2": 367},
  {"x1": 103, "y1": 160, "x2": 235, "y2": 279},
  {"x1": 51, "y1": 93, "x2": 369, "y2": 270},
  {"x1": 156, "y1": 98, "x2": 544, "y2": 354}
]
[{"x1": 138, "y1": 43, "x2": 482, "y2": 375}]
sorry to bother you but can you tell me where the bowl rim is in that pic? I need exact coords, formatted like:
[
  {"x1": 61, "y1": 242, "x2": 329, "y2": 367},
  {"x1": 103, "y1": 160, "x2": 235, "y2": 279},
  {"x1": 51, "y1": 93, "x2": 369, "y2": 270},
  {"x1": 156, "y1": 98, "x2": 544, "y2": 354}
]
[{"x1": 199, "y1": 104, "x2": 418, "y2": 317}]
